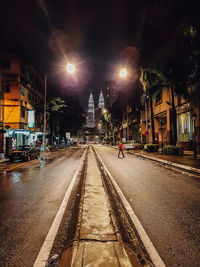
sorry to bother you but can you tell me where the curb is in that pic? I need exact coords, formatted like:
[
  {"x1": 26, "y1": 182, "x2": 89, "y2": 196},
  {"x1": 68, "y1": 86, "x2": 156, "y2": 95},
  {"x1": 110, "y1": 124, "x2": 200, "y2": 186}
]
[
  {"x1": 0, "y1": 159, "x2": 9, "y2": 163},
  {"x1": 132, "y1": 152, "x2": 200, "y2": 175},
  {"x1": 107, "y1": 145, "x2": 200, "y2": 176}
]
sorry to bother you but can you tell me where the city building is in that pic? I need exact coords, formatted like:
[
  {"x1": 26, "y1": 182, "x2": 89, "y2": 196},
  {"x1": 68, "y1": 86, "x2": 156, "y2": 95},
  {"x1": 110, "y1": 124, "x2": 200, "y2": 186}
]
[
  {"x1": 103, "y1": 80, "x2": 117, "y2": 108},
  {"x1": 111, "y1": 85, "x2": 200, "y2": 151},
  {"x1": 140, "y1": 87, "x2": 200, "y2": 150},
  {"x1": 98, "y1": 90, "x2": 105, "y2": 109},
  {"x1": 86, "y1": 92, "x2": 95, "y2": 128},
  {"x1": 0, "y1": 52, "x2": 44, "y2": 151},
  {"x1": 95, "y1": 90, "x2": 105, "y2": 125}
]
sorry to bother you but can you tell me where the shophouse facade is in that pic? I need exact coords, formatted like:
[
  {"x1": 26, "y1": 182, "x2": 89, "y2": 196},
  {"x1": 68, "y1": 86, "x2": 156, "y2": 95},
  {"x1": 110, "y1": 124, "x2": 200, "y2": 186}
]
[
  {"x1": 0, "y1": 53, "x2": 44, "y2": 151},
  {"x1": 140, "y1": 87, "x2": 200, "y2": 150}
]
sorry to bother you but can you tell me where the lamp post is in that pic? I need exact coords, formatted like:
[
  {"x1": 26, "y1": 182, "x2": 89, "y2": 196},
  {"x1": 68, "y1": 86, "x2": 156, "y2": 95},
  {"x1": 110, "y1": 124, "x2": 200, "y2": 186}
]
[
  {"x1": 43, "y1": 73, "x2": 47, "y2": 152},
  {"x1": 43, "y1": 62, "x2": 76, "y2": 152},
  {"x1": 192, "y1": 112, "x2": 197, "y2": 158}
]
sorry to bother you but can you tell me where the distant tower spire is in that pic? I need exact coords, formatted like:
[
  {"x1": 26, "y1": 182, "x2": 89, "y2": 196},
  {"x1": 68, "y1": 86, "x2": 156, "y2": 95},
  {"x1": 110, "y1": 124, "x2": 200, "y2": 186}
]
[
  {"x1": 87, "y1": 91, "x2": 95, "y2": 128},
  {"x1": 98, "y1": 90, "x2": 105, "y2": 109}
]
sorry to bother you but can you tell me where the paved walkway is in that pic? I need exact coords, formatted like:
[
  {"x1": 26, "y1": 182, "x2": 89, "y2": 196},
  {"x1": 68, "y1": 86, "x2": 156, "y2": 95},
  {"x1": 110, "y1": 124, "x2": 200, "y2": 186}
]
[
  {"x1": 132, "y1": 150, "x2": 200, "y2": 170},
  {"x1": 110, "y1": 145, "x2": 200, "y2": 170}
]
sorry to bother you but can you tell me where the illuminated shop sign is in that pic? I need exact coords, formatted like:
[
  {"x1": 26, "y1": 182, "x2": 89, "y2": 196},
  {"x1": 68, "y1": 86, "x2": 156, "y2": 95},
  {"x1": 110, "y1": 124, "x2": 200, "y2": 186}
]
[{"x1": 28, "y1": 110, "x2": 35, "y2": 128}]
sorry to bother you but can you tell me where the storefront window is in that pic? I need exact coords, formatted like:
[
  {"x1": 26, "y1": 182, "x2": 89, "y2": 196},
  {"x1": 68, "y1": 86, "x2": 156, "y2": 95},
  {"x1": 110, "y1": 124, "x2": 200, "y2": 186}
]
[{"x1": 177, "y1": 111, "x2": 193, "y2": 142}]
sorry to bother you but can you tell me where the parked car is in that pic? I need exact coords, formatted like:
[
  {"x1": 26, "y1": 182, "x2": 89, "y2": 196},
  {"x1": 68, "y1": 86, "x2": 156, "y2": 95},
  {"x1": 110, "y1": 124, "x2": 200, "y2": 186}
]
[
  {"x1": 124, "y1": 141, "x2": 144, "y2": 150},
  {"x1": 9, "y1": 145, "x2": 40, "y2": 162}
]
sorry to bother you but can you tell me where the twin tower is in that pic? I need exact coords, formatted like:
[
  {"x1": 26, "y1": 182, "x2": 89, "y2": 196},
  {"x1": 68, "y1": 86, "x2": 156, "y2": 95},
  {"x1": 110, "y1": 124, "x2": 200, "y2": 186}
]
[{"x1": 86, "y1": 90, "x2": 105, "y2": 128}]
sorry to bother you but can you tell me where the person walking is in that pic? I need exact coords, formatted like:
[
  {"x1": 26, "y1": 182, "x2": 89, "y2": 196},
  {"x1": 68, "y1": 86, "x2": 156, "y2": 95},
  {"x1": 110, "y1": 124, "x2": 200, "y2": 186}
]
[{"x1": 118, "y1": 141, "x2": 125, "y2": 158}]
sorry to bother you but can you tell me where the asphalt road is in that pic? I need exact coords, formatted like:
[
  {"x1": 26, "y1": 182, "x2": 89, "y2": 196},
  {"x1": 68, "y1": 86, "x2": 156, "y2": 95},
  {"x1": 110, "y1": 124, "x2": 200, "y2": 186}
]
[
  {"x1": 94, "y1": 145, "x2": 200, "y2": 267},
  {"x1": 0, "y1": 146, "x2": 86, "y2": 267}
]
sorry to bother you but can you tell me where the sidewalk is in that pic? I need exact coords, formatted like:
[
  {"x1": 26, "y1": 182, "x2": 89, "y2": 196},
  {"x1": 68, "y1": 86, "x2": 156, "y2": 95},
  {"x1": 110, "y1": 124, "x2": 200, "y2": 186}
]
[
  {"x1": 110, "y1": 145, "x2": 200, "y2": 174},
  {"x1": 60, "y1": 146, "x2": 137, "y2": 266},
  {"x1": 134, "y1": 150, "x2": 200, "y2": 170},
  {"x1": 130, "y1": 150, "x2": 200, "y2": 170}
]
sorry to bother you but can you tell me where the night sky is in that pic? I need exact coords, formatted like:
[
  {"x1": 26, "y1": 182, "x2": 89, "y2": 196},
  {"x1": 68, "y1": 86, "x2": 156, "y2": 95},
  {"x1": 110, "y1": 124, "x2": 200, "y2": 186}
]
[{"x1": 0, "y1": 0, "x2": 199, "y2": 109}]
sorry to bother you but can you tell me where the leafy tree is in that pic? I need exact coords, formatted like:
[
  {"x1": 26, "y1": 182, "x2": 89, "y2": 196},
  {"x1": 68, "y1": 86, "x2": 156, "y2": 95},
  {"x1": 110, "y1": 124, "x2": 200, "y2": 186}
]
[
  {"x1": 47, "y1": 97, "x2": 67, "y2": 143},
  {"x1": 62, "y1": 93, "x2": 86, "y2": 137},
  {"x1": 36, "y1": 91, "x2": 86, "y2": 143},
  {"x1": 35, "y1": 97, "x2": 67, "y2": 144}
]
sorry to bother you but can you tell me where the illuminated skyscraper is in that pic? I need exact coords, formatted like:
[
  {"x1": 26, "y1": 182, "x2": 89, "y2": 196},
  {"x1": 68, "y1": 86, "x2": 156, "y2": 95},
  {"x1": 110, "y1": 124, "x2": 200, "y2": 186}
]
[
  {"x1": 87, "y1": 92, "x2": 95, "y2": 128},
  {"x1": 98, "y1": 90, "x2": 105, "y2": 109}
]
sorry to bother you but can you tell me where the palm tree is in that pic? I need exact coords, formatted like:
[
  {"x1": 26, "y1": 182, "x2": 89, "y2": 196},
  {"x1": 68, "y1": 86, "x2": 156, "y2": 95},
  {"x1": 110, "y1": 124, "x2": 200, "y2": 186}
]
[
  {"x1": 155, "y1": 23, "x2": 200, "y2": 145},
  {"x1": 102, "y1": 110, "x2": 122, "y2": 144},
  {"x1": 140, "y1": 67, "x2": 165, "y2": 144}
]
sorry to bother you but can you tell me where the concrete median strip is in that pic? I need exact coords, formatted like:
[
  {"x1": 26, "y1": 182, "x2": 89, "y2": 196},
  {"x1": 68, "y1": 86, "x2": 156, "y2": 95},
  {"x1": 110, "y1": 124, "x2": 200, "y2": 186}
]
[{"x1": 69, "y1": 146, "x2": 133, "y2": 266}]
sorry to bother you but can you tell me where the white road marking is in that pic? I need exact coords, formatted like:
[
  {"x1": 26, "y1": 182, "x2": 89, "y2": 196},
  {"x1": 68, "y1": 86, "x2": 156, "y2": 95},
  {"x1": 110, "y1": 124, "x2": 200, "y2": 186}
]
[
  {"x1": 33, "y1": 148, "x2": 87, "y2": 267},
  {"x1": 95, "y1": 148, "x2": 166, "y2": 267}
]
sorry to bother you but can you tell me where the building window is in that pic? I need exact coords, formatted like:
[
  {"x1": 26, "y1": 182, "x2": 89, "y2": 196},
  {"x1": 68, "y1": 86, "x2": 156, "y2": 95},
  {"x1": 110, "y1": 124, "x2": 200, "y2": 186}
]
[
  {"x1": 21, "y1": 108, "x2": 26, "y2": 118},
  {"x1": 155, "y1": 90, "x2": 162, "y2": 104},
  {"x1": 21, "y1": 87, "x2": 25, "y2": 96},
  {"x1": 177, "y1": 111, "x2": 193, "y2": 142},
  {"x1": 3, "y1": 84, "x2": 10, "y2": 93},
  {"x1": 21, "y1": 77, "x2": 27, "y2": 87},
  {"x1": 28, "y1": 92, "x2": 32, "y2": 101}
]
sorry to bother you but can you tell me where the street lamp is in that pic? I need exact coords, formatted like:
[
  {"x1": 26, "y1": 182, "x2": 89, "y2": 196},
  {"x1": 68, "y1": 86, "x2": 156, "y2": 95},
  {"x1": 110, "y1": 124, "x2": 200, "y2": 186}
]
[
  {"x1": 43, "y1": 73, "x2": 47, "y2": 152},
  {"x1": 66, "y1": 63, "x2": 76, "y2": 74},
  {"x1": 119, "y1": 68, "x2": 128, "y2": 78},
  {"x1": 192, "y1": 112, "x2": 197, "y2": 158},
  {"x1": 102, "y1": 108, "x2": 108, "y2": 114}
]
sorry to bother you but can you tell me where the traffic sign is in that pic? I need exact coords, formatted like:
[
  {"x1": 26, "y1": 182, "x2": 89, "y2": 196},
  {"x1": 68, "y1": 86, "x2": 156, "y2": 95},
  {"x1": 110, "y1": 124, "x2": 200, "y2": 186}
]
[{"x1": 145, "y1": 130, "x2": 149, "y2": 136}]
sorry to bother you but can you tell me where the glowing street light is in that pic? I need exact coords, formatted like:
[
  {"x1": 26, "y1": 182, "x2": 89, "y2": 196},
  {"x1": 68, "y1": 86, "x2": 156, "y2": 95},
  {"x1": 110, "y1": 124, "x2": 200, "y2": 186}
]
[
  {"x1": 66, "y1": 63, "x2": 76, "y2": 74},
  {"x1": 102, "y1": 108, "x2": 108, "y2": 114},
  {"x1": 119, "y1": 68, "x2": 128, "y2": 78}
]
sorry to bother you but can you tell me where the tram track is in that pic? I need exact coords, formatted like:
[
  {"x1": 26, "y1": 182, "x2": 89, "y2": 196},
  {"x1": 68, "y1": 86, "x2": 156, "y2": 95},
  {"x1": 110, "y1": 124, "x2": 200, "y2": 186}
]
[{"x1": 51, "y1": 146, "x2": 155, "y2": 266}]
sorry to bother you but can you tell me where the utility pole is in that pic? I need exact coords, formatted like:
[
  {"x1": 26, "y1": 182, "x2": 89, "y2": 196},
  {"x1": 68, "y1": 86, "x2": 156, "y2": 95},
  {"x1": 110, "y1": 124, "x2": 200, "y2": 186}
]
[
  {"x1": 145, "y1": 101, "x2": 148, "y2": 144},
  {"x1": 43, "y1": 74, "x2": 47, "y2": 152},
  {"x1": 192, "y1": 113, "x2": 197, "y2": 158},
  {"x1": 0, "y1": 69, "x2": 4, "y2": 129},
  {"x1": 0, "y1": 69, "x2": 5, "y2": 153}
]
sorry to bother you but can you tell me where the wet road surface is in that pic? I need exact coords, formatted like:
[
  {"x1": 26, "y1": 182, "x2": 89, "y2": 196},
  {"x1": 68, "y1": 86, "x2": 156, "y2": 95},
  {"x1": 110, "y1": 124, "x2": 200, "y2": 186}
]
[
  {"x1": 94, "y1": 145, "x2": 200, "y2": 267},
  {"x1": 0, "y1": 146, "x2": 86, "y2": 267}
]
